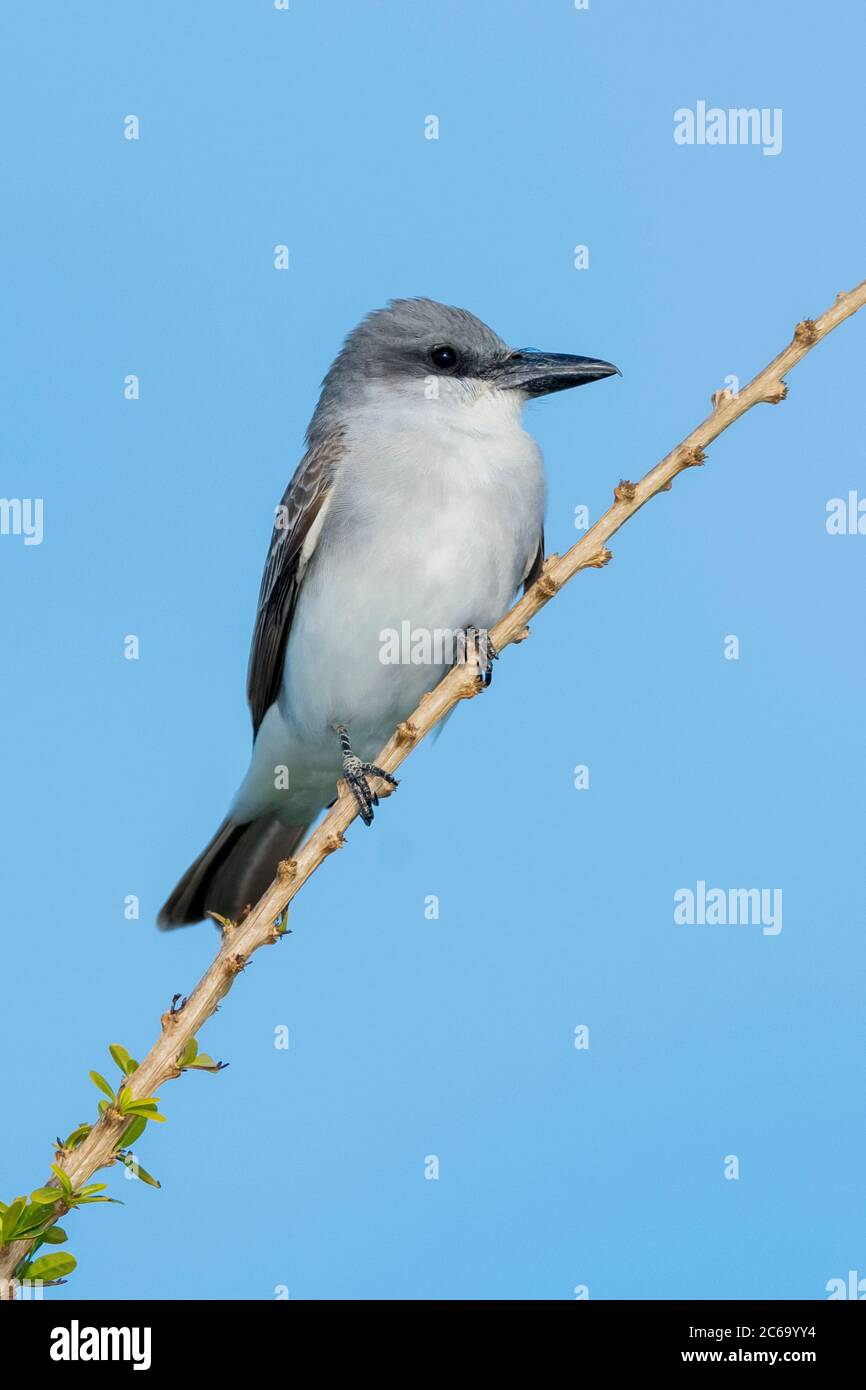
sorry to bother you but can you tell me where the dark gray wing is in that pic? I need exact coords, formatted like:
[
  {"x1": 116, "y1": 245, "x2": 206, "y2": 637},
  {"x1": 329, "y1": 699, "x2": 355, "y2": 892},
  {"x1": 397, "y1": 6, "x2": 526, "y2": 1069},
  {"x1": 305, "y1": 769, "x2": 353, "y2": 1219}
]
[
  {"x1": 523, "y1": 530, "x2": 545, "y2": 591},
  {"x1": 246, "y1": 431, "x2": 344, "y2": 736}
]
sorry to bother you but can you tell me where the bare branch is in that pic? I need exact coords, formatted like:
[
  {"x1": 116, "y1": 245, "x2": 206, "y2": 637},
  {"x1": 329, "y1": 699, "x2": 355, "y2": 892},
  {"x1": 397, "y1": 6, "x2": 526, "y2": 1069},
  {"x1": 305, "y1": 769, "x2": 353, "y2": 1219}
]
[{"x1": 2, "y1": 278, "x2": 864, "y2": 1297}]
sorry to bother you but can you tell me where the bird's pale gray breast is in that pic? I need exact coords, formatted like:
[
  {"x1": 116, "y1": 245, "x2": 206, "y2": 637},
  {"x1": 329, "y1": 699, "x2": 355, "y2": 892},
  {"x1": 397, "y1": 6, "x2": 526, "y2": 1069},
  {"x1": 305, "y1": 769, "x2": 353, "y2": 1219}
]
[{"x1": 277, "y1": 393, "x2": 544, "y2": 747}]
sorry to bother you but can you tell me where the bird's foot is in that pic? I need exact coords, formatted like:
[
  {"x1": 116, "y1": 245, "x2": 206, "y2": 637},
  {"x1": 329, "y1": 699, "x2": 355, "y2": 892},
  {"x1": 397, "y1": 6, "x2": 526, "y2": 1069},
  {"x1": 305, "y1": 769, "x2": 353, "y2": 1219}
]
[
  {"x1": 460, "y1": 626, "x2": 498, "y2": 688},
  {"x1": 335, "y1": 724, "x2": 399, "y2": 826}
]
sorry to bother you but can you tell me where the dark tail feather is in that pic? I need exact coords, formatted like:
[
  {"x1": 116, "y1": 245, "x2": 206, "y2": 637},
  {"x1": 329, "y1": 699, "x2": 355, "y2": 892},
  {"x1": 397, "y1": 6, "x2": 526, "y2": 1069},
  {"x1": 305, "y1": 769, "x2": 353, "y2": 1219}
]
[{"x1": 158, "y1": 816, "x2": 308, "y2": 929}]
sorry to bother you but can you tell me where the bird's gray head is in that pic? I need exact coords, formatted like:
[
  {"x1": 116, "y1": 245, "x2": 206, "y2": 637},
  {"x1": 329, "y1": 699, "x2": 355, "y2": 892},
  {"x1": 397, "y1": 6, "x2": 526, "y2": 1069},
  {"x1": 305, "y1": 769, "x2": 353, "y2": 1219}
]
[{"x1": 307, "y1": 297, "x2": 618, "y2": 443}]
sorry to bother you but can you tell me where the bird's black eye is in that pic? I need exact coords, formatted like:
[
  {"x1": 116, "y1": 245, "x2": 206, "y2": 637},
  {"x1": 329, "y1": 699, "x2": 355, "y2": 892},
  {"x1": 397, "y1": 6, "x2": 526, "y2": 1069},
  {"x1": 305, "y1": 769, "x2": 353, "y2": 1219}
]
[{"x1": 430, "y1": 344, "x2": 459, "y2": 372}]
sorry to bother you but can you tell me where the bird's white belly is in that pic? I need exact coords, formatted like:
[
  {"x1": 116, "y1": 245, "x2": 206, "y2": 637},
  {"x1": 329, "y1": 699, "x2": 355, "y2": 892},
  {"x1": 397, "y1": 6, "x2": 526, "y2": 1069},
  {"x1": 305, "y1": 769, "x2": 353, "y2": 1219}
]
[
  {"x1": 231, "y1": 392, "x2": 545, "y2": 825},
  {"x1": 282, "y1": 401, "x2": 544, "y2": 763}
]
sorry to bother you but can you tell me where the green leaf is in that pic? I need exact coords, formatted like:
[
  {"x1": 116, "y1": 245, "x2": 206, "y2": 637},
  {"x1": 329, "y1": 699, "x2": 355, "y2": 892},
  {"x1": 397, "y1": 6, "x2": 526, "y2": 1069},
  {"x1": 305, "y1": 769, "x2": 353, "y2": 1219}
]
[
  {"x1": 78, "y1": 1183, "x2": 107, "y2": 1195},
  {"x1": 77, "y1": 1195, "x2": 122, "y2": 1205},
  {"x1": 4, "y1": 1197, "x2": 26, "y2": 1236},
  {"x1": 13, "y1": 1205, "x2": 56, "y2": 1238},
  {"x1": 64, "y1": 1123, "x2": 92, "y2": 1150},
  {"x1": 132, "y1": 1163, "x2": 160, "y2": 1189},
  {"x1": 50, "y1": 1163, "x2": 73, "y2": 1195},
  {"x1": 41, "y1": 1225, "x2": 68, "y2": 1244},
  {"x1": 30, "y1": 1187, "x2": 60, "y2": 1205},
  {"x1": 121, "y1": 1153, "x2": 161, "y2": 1188},
  {"x1": 89, "y1": 1070, "x2": 115, "y2": 1101},
  {"x1": 178, "y1": 1038, "x2": 198, "y2": 1067},
  {"x1": 120, "y1": 1116, "x2": 147, "y2": 1147},
  {"x1": 187, "y1": 1054, "x2": 223, "y2": 1071},
  {"x1": 120, "y1": 1100, "x2": 166, "y2": 1122},
  {"x1": 118, "y1": 1090, "x2": 160, "y2": 1114},
  {"x1": 24, "y1": 1252, "x2": 77, "y2": 1283},
  {"x1": 109, "y1": 1043, "x2": 134, "y2": 1075}
]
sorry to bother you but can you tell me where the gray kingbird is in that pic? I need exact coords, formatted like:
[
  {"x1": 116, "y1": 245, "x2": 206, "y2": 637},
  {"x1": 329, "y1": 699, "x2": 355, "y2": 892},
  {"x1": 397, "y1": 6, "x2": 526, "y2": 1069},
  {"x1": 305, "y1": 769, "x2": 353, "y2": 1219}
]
[{"x1": 159, "y1": 298, "x2": 618, "y2": 927}]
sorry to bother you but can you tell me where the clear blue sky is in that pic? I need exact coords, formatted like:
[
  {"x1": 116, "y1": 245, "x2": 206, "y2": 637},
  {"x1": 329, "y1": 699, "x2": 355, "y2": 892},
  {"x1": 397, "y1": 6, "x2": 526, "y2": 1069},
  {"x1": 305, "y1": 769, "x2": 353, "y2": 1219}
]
[{"x1": 2, "y1": 0, "x2": 864, "y2": 1300}]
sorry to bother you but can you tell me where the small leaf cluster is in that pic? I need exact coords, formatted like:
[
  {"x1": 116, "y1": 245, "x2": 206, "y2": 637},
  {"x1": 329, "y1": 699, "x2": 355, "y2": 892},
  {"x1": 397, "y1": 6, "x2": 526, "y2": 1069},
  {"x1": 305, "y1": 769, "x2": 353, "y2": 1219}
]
[
  {"x1": 177, "y1": 1038, "x2": 226, "y2": 1073},
  {"x1": 3, "y1": 1032, "x2": 224, "y2": 1290},
  {"x1": 0, "y1": 1161, "x2": 119, "y2": 1287},
  {"x1": 89, "y1": 1042, "x2": 167, "y2": 1131}
]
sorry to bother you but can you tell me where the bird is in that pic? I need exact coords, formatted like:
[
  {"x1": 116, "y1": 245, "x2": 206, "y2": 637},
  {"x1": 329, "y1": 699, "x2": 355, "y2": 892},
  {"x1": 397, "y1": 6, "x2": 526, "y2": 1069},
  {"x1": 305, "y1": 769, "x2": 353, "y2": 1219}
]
[{"x1": 158, "y1": 298, "x2": 618, "y2": 928}]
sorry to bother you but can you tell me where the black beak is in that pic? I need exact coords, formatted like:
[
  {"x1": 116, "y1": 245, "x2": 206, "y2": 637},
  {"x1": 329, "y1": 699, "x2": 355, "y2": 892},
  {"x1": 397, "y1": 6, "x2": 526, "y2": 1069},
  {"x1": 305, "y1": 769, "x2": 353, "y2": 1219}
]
[{"x1": 492, "y1": 349, "x2": 621, "y2": 397}]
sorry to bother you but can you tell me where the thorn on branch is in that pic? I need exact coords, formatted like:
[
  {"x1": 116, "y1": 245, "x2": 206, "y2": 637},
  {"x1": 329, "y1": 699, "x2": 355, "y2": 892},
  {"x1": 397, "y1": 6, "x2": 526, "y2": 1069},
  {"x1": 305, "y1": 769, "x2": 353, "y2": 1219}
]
[
  {"x1": 614, "y1": 479, "x2": 637, "y2": 502},
  {"x1": 534, "y1": 573, "x2": 558, "y2": 599},
  {"x1": 277, "y1": 858, "x2": 298, "y2": 884},
  {"x1": 794, "y1": 318, "x2": 818, "y2": 346},
  {"x1": 161, "y1": 994, "x2": 187, "y2": 1029},
  {"x1": 513, "y1": 625, "x2": 530, "y2": 643},
  {"x1": 681, "y1": 446, "x2": 706, "y2": 468},
  {"x1": 710, "y1": 388, "x2": 735, "y2": 409},
  {"x1": 323, "y1": 830, "x2": 345, "y2": 855},
  {"x1": 395, "y1": 720, "x2": 418, "y2": 744},
  {"x1": 224, "y1": 953, "x2": 248, "y2": 977},
  {"x1": 588, "y1": 547, "x2": 613, "y2": 568},
  {"x1": 760, "y1": 379, "x2": 788, "y2": 405}
]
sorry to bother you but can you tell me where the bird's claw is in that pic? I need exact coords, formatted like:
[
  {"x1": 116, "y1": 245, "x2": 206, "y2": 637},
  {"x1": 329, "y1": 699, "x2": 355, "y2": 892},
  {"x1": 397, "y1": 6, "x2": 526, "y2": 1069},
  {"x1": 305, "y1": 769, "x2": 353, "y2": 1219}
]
[
  {"x1": 462, "y1": 626, "x2": 498, "y2": 688},
  {"x1": 336, "y1": 725, "x2": 398, "y2": 826}
]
